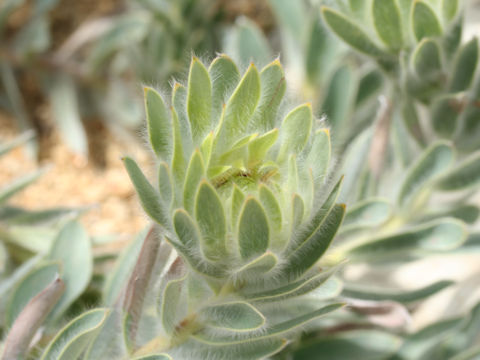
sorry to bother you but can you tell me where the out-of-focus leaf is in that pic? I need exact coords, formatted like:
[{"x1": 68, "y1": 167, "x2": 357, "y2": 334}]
[
  {"x1": 48, "y1": 221, "x2": 92, "y2": 320},
  {"x1": 355, "y1": 69, "x2": 384, "y2": 106},
  {"x1": 413, "y1": 39, "x2": 443, "y2": 84},
  {"x1": 224, "y1": 17, "x2": 272, "y2": 67},
  {"x1": 41, "y1": 309, "x2": 108, "y2": 360},
  {"x1": 342, "y1": 198, "x2": 392, "y2": 230},
  {"x1": 322, "y1": 7, "x2": 387, "y2": 57},
  {"x1": 398, "y1": 142, "x2": 453, "y2": 207},
  {"x1": 348, "y1": 219, "x2": 467, "y2": 259},
  {"x1": 132, "y1": 355, "x2": 172, "y2": 360},
  {"x1": 306, "y1": 129, "x2": 331, "y2": 186},
  {"x1": 0, "y1": 168, "x2": 45, "y2": 204},
  {"x1": 6, "y1": 262, "x2": 59, "y2": 328},
  {"x1": 412, "y1": 1, "x2": 442, "y2": 41},
  {"x1": 342, "y1": 280, "x2": 454, "y2": 303},
  {"x1": 443, "y1": 0, "x2": 459, "y2": 22},
  {"x1": 49, "y1": 75, "x2": 87, "y2": 156},
  {"x1": 431, "y1": 94, "x2": 463, "y2": 137},
  {"x1": 269, "y1": 0, "x2": 305, "y2": 40},
  {"x1": 0, "y1": 131, "x2": 34, "y2": 157},
  {"x1": 435, "y1": 151, "x2": 480, "y2": 191},
  {"x1": 14, "y1": 17, "x2": 50, "y2": 55},
  {"x1": 372, "y1": 0, "x2": 403, "y2": 50},
  {"x1": 293, "y1": 330, "x2": 401, "y2": 360},
  {"x1": 449, "y1": 37, "x2": 479, "y2": 93},
  {"x1": 103, "y1": 228, "x2": 147, "y2": 306}
]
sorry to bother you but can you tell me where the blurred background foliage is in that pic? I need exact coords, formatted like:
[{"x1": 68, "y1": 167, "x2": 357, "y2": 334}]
[{"x1": 1, "y1": 0, "x2": 480, "y2": 359}]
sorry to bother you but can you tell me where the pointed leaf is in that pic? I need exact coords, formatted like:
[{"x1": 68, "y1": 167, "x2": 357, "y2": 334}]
[
  {"x1": 209, "y1": 54, "x2": 240, "y2": 124},
  {"x1": 0, "y1": 168, "x2": 45, "y2": 204},
  {"x1": 322, "y1": 7, "x2": 386, "y2": 57},
  {"x1": 124, "y1": 157, "x2": 170, "y2": 229},
  {"x1": 145, "y1": 87, "x2": 171, "y2": 160},
  {"x1": 372, "y1": 0, "x2": 403, "y2": 50},
  {"x1": 216, "y1": 64, "x2": 260, "y2": 151},
  {"x1": 248, "y1": 128, "x2": 279, "y2": 166},
  {"x1": 187, "y1": 58, "x2": 212, "y2": 141},
  {"x1": 306, "y1": 129, "x2": 331, "y2": 184},
  {"x1": 251, "y1": 60, "x2": 286, "y2": 131},
  {"x1": 412, "y1": 1, "x2": 442, "y2": 41},
  {"x1": 195, "y1": 182, "x2": 227, "y2": 261},
  {"x1": 283, "y1": 204, "x2": 345, "y2": 278},
  {"x1": 278, "y1": 104, "x2": 312, "y2": 161},
  {"x1": 41, "y1": 309, "x2": 108, "y2": 360},
  {"x1": 172, "y1": 83, "x2": 193, "y2": 155},
  {"x1": 398, "y1": 142, "x2": 454, "y2": 207},
  {"x1": 202, "y1": 301, "x2": 265, "y2": 331},
  {"x1": 238, "y1": 197, "x2": 269, "y2": 260}
]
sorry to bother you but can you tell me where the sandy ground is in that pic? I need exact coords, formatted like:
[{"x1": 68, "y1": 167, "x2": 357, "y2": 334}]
[{"x1": 0, "y1": 111, "x2": 149, "y2": 240}]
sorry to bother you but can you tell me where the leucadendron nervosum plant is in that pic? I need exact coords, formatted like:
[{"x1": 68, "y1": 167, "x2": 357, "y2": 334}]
[{"x1": 0, "y1": 56, "x2": 346, "y2": 359}]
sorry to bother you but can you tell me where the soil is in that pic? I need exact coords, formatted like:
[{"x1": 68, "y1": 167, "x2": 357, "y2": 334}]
[{"x1": 0, "y1": 111, "x2": 149, "y2": 239}]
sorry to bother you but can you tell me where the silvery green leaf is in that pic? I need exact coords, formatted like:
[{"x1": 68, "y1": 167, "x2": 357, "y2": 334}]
[
  {"x1": 398, "y1": 141, "x2": 454, "y2": 207},
  {"x1": 132, "y1": 355, "x2": 172, "y2": 360},
  {"x1": 231, "y1": 185, "x2": 245, "y2": 229},
  {"x1": 372, "y1": 0, "x2": 403, "y2": 50},
  {"x1": 158, "y1": 162, "x2": 173, "y2": 206},
  {"x1": 103, "y1": 228, "x2": 146, "y2": 306},
  {"x1": 201, "y1": 301, "x2": 265, "y2": 331},
  {"x1": 348, "y1": 218, "x2": 467, "y2": 259},
  {"x1": 342, "y1": 280, "x2": 454, "y2": 303},
  {"x1": 225, "y1": 17, "x2": 272, "y2": 67},
  {"x1": 435, "y1": 151, "x2": 480, "y2": 191},
  {"x1": 209, "y1": 55, "x2": 240, "y2": 125},
  {"x1": 216, "y1": 64, "x2": 260, "y2": 152},
  {"x1": 6, "y1": 262, "x2": 59, "y2": 328},
  {"x1": 322, "y1": 7, "x2": 387, "y2": 57},
  {"x1": 48, "y1": 221, "x2": 92, "y2": 320},
  {"x1": 248, "y1": 129, "x2": 279, "y2": 167},
  {"x1": 278, "y1": 104, "x2": 313, "y2": 161},
  {"x1": 160, "y1": 276, "x2": 187, "y2": 335},
  {"x1": 292, "y1": 330, "x2": 401, "y2": 360},
  {"x1": 282, "y1": 204, "x2": 345, "y2": 278},
  {"x1": 195, "y1": 182, "x2": 226, "y2": 261},
  {"x1": 145, "y1": 87, "x2": 171, "y2": 160},
  {"x1": 396, "y1": 317, "x2": 464, "y2": 359},
  {"x1": 306, "y1": 129, "x2": 331, "y2": 186},
  {"x1": 355, "y1": 69, "x2": 384, "y2": 107},
  {"x1": 183, "y1": 150, "x2": 206, "y2": 215},
  {"x1": 251, "y1": 60, "x2": 286, "y2": 132},
  {"x1": 449, "y1": 37, "x2": 478, "y2": 93},
  {"x1": 193, "y1": 303, "x2": 343, "y2": 345},
  {"x1": 41, "y1": 309, "x2": 109, "y2": 360},
  {"x1": 321, "y1": 64, "x2": 356, "y2": 134},
  {"x1": 187, "y1": 57, "x2": 212, "y2": 142},
  {"x1": 412, "y1": 39, "x2": 443, "y2": 84},
  {"x1": 341, "y1": 198, "x2": 392, "y2": 231},
  {"x1": 172, "y1": 83, "x2": 193, "y2": 155},
  {"x1": 269, "y1": 0, "x2": 305, "y2": 40},
  {"x1": 412, "y1": 1, "x2": 442, "y2": 41},
  {"x1": 245, "y1": 265, "x2": 340, "y2": 302},
  {"x1": 431, "y1": 94, "x2": 462, "y2": 137},
  {"x1": 123, "y1": 157, "x2": 170, "y2": 230},
  {"x1": 171, "y1": 108, "x2": 186, "y2": 184},
  {"x1": 234, "y1": 252, "x2": 278, "y2": 279},
  {"x1": 443, "y1": 0, "x2": 459, "y2": 22},
  {"x1": 238, "y1": 197, "x2": 269, "y2": 260},
  {"x1": 259, "y1": 185, "x2": 282, "y2": 231}
]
